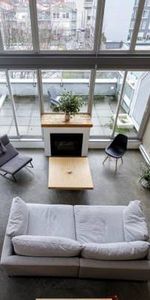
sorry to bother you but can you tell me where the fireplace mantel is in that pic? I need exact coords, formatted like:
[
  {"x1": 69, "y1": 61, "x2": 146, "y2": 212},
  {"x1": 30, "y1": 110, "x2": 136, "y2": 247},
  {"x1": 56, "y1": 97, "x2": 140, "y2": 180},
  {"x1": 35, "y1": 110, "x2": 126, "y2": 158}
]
[
  {"x1": 41, "y1": 113, "x2": 93, "y2": 128},
  {"x1": 41, "y1": 113, "x2": 93, "y2": 156}
]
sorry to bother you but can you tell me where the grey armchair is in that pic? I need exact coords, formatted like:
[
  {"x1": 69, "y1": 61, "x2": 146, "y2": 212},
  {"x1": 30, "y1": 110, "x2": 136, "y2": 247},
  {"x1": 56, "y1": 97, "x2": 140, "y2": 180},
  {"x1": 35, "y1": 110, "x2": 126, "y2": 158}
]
[
  {"x1": 47, "y1": 87, "x2": 61, "y2": 106},
  {"x1": 0, "y1": 135, "x2": 33, "y2": 181}
]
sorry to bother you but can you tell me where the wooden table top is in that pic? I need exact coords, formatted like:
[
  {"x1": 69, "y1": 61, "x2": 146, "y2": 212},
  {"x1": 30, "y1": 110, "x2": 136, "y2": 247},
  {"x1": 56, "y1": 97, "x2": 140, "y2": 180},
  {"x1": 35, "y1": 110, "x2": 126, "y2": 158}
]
[
  {"x1": 36, "y1": 298, "x2": 117, "y2": 300},
  {"x1": 41, "y1": 113, "x2": 93, "y2": 128},
  {"x1": 48, "y1": 157, "x2": 94, "y2": 190}
]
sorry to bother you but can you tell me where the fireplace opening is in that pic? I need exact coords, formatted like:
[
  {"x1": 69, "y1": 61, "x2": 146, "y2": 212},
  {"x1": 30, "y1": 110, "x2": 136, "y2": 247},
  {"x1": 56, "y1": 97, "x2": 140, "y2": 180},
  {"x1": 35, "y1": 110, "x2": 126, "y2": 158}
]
[{"x1": 50, "y1": 133, "x2": 83, "y2": 156}]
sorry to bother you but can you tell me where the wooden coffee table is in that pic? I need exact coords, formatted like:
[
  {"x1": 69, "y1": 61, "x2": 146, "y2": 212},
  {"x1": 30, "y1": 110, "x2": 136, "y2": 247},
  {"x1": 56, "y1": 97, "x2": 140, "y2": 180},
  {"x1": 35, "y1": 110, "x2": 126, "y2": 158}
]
[
  {"x1": 36, "y1": 298, "x2": 118, "y2": 300},
  {"x1": 48, "y1": 157, "x2": 94, "y2": 190}
]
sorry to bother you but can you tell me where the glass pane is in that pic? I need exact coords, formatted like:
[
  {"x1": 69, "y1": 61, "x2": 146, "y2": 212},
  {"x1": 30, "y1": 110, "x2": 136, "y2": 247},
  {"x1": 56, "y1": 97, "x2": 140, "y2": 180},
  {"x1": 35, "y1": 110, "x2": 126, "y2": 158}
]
[
  {"x1": 0, "y1": 0, "x2": 32, "y2": 50},
  {"x1": 9, "y1": 70, "x2": 42, "y2": 137},
  {"x1": 114, "y1": 71, "x2": 150, "y2": 137},
  {"x1": 91, "y1": 71, "x2": 124, "y2": 137},
  {"x1": 0, "y1": 71, "x2": 17, "y2": 136},
  {"x1": 135, "y1": 1, "x2": 150, "y2": 50},
  {"x1": 101, "y1": 0, "x2": 136, "y2": 50},
  {"x1": 37, "y1": 0, "x2": 97, "y2": 50},
  {"x1": 41, "y1": 70, "x2": 90, "y2": 113}
]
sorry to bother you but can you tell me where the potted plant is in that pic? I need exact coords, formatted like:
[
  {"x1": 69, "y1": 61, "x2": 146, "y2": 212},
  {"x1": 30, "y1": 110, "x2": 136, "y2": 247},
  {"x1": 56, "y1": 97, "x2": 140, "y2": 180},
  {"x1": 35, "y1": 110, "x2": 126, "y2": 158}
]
[
  {"x1": 139, "y1": 164, "x2": 150, "y2": 189},
  {"x1": 54, "y1": 90, "x2": 82, "y2": 122}
]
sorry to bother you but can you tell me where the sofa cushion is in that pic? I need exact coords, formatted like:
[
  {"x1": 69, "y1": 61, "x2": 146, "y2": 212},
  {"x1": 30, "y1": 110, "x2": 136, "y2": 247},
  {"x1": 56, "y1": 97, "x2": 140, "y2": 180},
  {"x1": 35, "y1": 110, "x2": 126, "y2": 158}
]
[
  {"x1": 124, "y1": 200, "x2": 149, "y2": 242},
  {"x1": 6, "y1": 197, "x2": 28, "y2": 237},
  {"x1": 81, "y1": 241, "x2": 149, "y2": 260},
  {"x1": 27, "y1": 204, "x2": 76, "y2": 239},
  {"x1": 74, "y1": 205, "x2": 125, "y2": 243},
  {"x1": 12, "y1": 235, "x2": 82, "y2": 257}
]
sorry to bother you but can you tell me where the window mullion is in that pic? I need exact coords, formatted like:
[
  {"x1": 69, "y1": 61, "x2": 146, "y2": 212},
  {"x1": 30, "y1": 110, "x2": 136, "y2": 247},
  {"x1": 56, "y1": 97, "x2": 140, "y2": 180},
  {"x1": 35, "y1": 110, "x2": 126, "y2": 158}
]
[
  {"x1": 0, "y1": 30, "x2": 4, "y2": 51},
  {"x1": 112, "y1": 71, "x2": 127, "y2": 137},
  {"x1": 88, "y1": 69, "x2": 96, "y2": 115},
  {"x1": 6, "y1": 70, "x2": 20, "y2": 137},
  {"x1": 37, "y1": 69, "x2": 44, "y2": 114},
  {"x1": 130, "y1": 0, "x2": 146, "y2": 51},
  {"x1": 29, "y1": 0, "x2": 39, "y2": 52},
  {"x1": 138, "y1": 94, "x2": 150, "y2": 140},
  {"x1": 94, "y1": 0, "x2": 105, "y2": 53}
]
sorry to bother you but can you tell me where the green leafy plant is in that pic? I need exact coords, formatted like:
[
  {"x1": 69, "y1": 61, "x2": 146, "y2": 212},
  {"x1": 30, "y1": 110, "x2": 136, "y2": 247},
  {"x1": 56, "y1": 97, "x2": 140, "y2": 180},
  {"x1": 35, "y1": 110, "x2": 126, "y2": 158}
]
[
  {"x1": 140, "y1": 165, "x2": 150, "y2": 181},
  {"x1": 108, "y1": 116, "x2": 129, "y2": 134},
  {"x1": 139, "y1": 164, "x2": 150, "y2": 189},
  {"x1": 54, "y1": 90, "x2": 82, "y2": 117}
]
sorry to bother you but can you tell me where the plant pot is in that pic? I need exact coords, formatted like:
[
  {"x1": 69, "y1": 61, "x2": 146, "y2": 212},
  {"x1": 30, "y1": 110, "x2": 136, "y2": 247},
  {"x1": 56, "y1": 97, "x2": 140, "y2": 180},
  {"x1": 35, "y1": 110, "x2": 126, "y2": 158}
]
[
  {"x1": 140, "y1": 178, "x2": 150, "y2": 189},
  {"x1": 64, "y1": 113, "x2": 70, "y2": 122}
]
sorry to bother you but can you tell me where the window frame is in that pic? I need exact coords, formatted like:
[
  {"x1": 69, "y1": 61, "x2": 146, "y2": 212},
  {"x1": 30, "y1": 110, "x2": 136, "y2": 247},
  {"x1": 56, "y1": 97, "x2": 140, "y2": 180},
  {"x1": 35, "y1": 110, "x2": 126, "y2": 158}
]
[{"x1": 0, "y1": 0, "x2": 148, "y2": 54}]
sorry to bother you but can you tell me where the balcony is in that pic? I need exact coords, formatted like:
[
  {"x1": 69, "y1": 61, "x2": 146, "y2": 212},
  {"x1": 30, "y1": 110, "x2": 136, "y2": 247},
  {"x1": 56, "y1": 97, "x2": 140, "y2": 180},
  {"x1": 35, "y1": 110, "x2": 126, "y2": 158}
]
[{"x1": 0, "y1": 77, "x2": 138, "y2": 138}]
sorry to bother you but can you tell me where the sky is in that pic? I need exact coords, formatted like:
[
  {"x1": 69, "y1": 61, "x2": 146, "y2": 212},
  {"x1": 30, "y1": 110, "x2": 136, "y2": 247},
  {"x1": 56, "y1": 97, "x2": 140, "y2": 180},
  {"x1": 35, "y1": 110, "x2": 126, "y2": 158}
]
[{"x1": 103, "y1": 0, "x2": 135, "y2": 41}]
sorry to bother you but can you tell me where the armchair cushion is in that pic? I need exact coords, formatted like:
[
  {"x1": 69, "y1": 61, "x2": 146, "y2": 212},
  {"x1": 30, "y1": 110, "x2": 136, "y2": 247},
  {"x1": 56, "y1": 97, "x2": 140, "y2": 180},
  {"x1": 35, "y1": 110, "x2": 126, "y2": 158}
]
[
  {"x1": 1, "y1": 153, "x2": 32, "y2": 174},
  {"x1": 0, "y1": 143, "x2": 18, "y2": 167},
  {"x1": 0, "y1": 140, "x2": 7, "y2": 154}
]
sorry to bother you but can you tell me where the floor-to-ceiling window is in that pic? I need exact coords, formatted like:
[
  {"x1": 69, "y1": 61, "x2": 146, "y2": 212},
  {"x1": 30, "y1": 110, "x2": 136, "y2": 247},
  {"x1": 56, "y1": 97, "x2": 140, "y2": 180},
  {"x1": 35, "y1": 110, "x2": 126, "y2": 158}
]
[
  {"x1": 0, "y1": 0, "x2": 149, "y2": 143},
  {"x1": 114, "y1": 71, "x2": 149, "y2": 138},
  {"x1": 36, "y1": 0, "x2": 97, "y2": 51},
  {"x1": 0, "y1": 70, "x2": 17, "y2": 136},
  {"x1": 101, "y1": 0, "x2": 136, "y2": 50},
  {"x1": 0, "y1": 0, "x2": 32, "y2": 50},
  {"x1": 8, "y1": 70, "x2": 42, "y2": 137},
  {"x1": 41, "y1": 69, "x2": 90, "y2": 113},
  {"x1": 91, "y1": 71, "x2": 124, "y2": 137}
]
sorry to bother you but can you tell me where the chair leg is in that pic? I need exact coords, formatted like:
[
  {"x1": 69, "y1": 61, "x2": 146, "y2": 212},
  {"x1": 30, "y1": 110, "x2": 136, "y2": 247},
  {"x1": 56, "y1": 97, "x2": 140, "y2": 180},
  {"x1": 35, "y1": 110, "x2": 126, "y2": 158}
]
[
  {"x1": 26, "y1": 161, "x2": 33, "y2": 168},
  {"x1": 12, "y1": 174, "x2": 17, "y2": 182},
  {"x1": 29, "y1": 161, "x2": 33, "y2": 168},
  {"x1": 103, "y1": 155, "x2": 109, "y2": 164},
  {"x1": 115, "y1": 159, "x2": 118, "y2": 172},
  {"x1": 121, "y1": 157, "x2": 123, "y2": 164}
]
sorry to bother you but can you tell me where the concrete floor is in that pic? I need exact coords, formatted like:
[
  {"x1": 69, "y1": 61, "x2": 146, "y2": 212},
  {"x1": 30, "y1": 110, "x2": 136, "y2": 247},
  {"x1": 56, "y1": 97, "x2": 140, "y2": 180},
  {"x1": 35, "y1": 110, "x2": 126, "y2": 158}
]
[
  {"x1": 0, "y1": 97, "x2": 41, "y2": 136},
  {"x1": 0, "y1": 149, "x2": 150, "y2": 300}
]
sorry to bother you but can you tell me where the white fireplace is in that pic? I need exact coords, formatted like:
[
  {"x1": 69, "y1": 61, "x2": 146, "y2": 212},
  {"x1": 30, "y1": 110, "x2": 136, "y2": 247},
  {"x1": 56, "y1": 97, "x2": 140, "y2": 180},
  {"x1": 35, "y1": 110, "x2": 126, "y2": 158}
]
[{"x1": 41, "y1": 114, "x2": 92, "y2": 157}]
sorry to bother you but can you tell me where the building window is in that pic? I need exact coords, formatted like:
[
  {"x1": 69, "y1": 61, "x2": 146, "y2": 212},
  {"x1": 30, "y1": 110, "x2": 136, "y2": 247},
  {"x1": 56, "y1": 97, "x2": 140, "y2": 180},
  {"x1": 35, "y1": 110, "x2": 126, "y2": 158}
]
[{"x1": 136, "y1": 1, "x2": 150, "y2": 49}]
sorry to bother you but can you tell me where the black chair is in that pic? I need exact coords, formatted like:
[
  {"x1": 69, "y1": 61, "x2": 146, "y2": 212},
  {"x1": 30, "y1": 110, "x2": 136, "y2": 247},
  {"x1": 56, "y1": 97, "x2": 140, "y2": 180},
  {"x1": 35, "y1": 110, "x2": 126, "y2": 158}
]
[
  {"x1": 0, "y1": 134, "x2": 33, "y2": 181},
  {"x1": 103, "y1": 134, "x2": 128, "y2": 172}
]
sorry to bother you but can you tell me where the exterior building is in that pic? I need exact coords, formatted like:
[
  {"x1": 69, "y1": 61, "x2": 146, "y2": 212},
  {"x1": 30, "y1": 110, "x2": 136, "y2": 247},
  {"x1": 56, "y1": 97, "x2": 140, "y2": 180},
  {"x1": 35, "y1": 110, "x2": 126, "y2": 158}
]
[
  {"x1": 128, "y1": 0, "x2": 150, "y2": 44},
  {"x1": 83, "y1": 0, "x2": 97, "y2": 48},
  {"x1": 50, "y1": 2, "x2": 77, "y2": 46}
]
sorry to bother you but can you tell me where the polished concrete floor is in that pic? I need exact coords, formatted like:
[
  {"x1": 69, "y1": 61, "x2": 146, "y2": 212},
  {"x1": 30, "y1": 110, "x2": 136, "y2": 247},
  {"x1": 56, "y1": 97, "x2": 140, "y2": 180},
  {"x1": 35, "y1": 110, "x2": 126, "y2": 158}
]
[{"x1": 0, "y1": 149, "x2": 150, "y2": 300}]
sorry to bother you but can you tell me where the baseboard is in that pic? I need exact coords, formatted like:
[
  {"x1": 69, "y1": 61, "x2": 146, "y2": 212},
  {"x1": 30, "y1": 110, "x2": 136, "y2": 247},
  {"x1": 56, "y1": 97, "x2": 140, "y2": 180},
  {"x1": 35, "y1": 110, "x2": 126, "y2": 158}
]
[
  {"x1": 88, "y1": 139, "x2": 141, "y2": 149},
  {"x1": 11, "y1": 139, "x2": 44, "y2": 149},
  {"x1": 11, "y1": 138, "x2": 141, "y2": 150}
]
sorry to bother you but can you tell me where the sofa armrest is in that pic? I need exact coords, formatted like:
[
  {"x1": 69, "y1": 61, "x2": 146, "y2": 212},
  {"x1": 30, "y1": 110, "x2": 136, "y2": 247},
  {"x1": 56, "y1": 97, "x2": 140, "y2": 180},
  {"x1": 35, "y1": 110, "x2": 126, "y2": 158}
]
[{"x1": 1, "y1": 234, "x2": 14, "y2": 264}]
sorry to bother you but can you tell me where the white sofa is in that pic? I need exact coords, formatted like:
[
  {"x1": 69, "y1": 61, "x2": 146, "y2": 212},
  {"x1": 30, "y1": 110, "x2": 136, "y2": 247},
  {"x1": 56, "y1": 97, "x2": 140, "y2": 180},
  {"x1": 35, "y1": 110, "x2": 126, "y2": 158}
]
[{"x1": 1, "y1": 197, "x2": 150, "y2": 280}]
